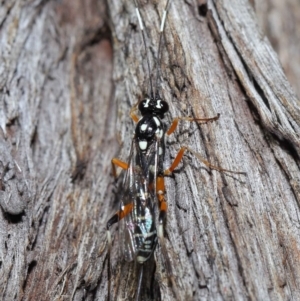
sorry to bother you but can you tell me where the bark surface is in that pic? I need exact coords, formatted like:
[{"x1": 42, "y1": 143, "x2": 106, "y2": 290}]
[{"x1": 0, "y1": 0, "x2": 299, "y2": 300}]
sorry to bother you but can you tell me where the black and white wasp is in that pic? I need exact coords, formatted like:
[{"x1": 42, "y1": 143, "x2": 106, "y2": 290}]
[{"x1": 106, "y1": 1, "x2": 244, "y2": 300}]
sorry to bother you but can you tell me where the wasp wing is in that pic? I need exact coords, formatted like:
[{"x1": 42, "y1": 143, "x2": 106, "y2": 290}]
[{"x1": 119, "y1": 138, "x2": 160, "y2": 262}]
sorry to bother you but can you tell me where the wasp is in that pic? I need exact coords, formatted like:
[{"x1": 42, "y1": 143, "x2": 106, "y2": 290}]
[{"x1": 106, "y1": 1, "x2": 244, "y2": 300}]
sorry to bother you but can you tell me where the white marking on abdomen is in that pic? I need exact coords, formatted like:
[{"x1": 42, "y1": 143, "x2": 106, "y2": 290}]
[
  {"x1": 137, "y1": 256, "x2": 148, "y2": 263},
  {"x1": 156, "y1": 129, "x2": 163, "y2": 138},
  {"x1": 139, "y1": 141, "x2": 147, "y2": 150}
]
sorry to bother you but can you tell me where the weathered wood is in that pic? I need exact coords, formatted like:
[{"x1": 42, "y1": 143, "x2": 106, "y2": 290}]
[
  {"x1": 0, "y1": 0, "x2": 299, "y2": 300},
  {"x1": 255, "y1": 0, "x2": 300, "y2": 98}
]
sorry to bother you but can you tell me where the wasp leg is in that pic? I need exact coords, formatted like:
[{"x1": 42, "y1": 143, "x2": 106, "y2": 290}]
[
  {"x1": 156, "y1": 176, "x2": 168, "y2": 246},
  {"x1": 156, "y1": 175, "x2": 180, "y2": 299},
  {"x1": 156, "y1": 175, "x2": 168, "y2": 231},
  {"x1": 164, "y1": 146, "x2": 246, "y2": 176},
  {"x1": 107, "y1": 203, "x2": 134, "y2": 233},
  {"x1": 106, "y1": 202, "x2": 134, "y2": 252},
  {"x1": 164, "y1": 147, "x2": 187, "y2": 176},
  {"x1": 155, "y1": 176, "x2": 171, "y2": 269},
  {"x1": 166, "y1": 114, "x2": 220, "y2": 135},
  {"x1": 130, "y1": 102, "x2": 140, "y2": 123},
  {"x1": 184, "y1": 147, "x2": 246, "y2": 174},
  {"x1": 111, "y1": 158, "x2": 129, "y2": 178}
]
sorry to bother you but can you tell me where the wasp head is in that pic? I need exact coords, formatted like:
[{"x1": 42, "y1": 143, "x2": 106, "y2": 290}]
[{"x1": 138, "y1": 98, "x2": 169, "y2": 118}]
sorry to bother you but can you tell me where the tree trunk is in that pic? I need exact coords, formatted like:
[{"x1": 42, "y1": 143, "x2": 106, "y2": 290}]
[{"x1": 0, "y1": 0, "x2": 299, "y2": 300}]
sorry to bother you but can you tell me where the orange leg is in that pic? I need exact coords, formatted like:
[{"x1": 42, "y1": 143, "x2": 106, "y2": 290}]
[
  {"x1": 164, "y1": 147, "x2": 187, "y2": 175},
  {"x1": 106, "y1": 203, "x2": 133, "y2": 231},
  {"x1": 184, "y1": 147, "x2": 246, "y2": 174},
  {"x1": 111, "y1": 158, "x2": 129, "y2": 178},
  {"x1": 106, "y1": 203, "x2": 134, "y2": 250},
  {"x1": 164, "y1": 146, "x2": 246, "y2": 176},
  {"x1": 166, "y1": 114, "x2": 220, "y2": 136},
  {"x1": 156, "y1": 175, "x2": 169, "y2": 279},
  {"x1": 130, "y1": 102, "x2": 140, "y2": 123},
  {"x1": 156, "y1": 175, "x2": 178, "y2": 297},
  {"x1": 156, "y1": 176, "x2": 168, "y2": 230},
  {"x1": 106, "y1": 196, "x2": 133, "y2": 301},
  {"x1": 130, "y1": 111, "x2": 139, "y2": 123}
]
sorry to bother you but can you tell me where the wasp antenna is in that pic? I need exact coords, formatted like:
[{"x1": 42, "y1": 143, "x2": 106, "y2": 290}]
[
  {"x1": 133, "y1": 0, "x2": 154, "y2": 98},
  {"x1": 154, "y1": 0, "x2": 172, "y2": 98}
]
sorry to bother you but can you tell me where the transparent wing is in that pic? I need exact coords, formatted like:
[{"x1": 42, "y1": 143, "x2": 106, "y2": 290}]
[{"x1": 119, "y1": 138, "x2": 159, "y2": 262}]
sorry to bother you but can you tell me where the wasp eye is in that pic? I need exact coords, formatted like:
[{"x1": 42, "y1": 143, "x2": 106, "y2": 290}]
[
  {"x1": 155, "y1": 99, "x2": 169, "y2": 115},
  {"x1": 138, "y1": 98, "x2": 151, "y2": 115}
]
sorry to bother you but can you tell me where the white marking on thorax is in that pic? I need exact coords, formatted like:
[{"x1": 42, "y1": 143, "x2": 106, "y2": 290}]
[
  {"x1": 153, "y1": 116, "x2": 160, "y2": 126},
  {"x1": 141, "y1": 124, "x2": 147, "y2": 131},
  {"x1": 156, "y1": 99, "x2": 162, "y2": 108}
]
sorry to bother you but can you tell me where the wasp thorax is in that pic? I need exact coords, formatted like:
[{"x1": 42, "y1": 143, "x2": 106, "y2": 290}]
[
  {"x1": 138, "y1": 98, "x2": 169, "y2": 118},
  {"x1": 136, "y1": 115, "x2": 164, "y2": 151}
]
